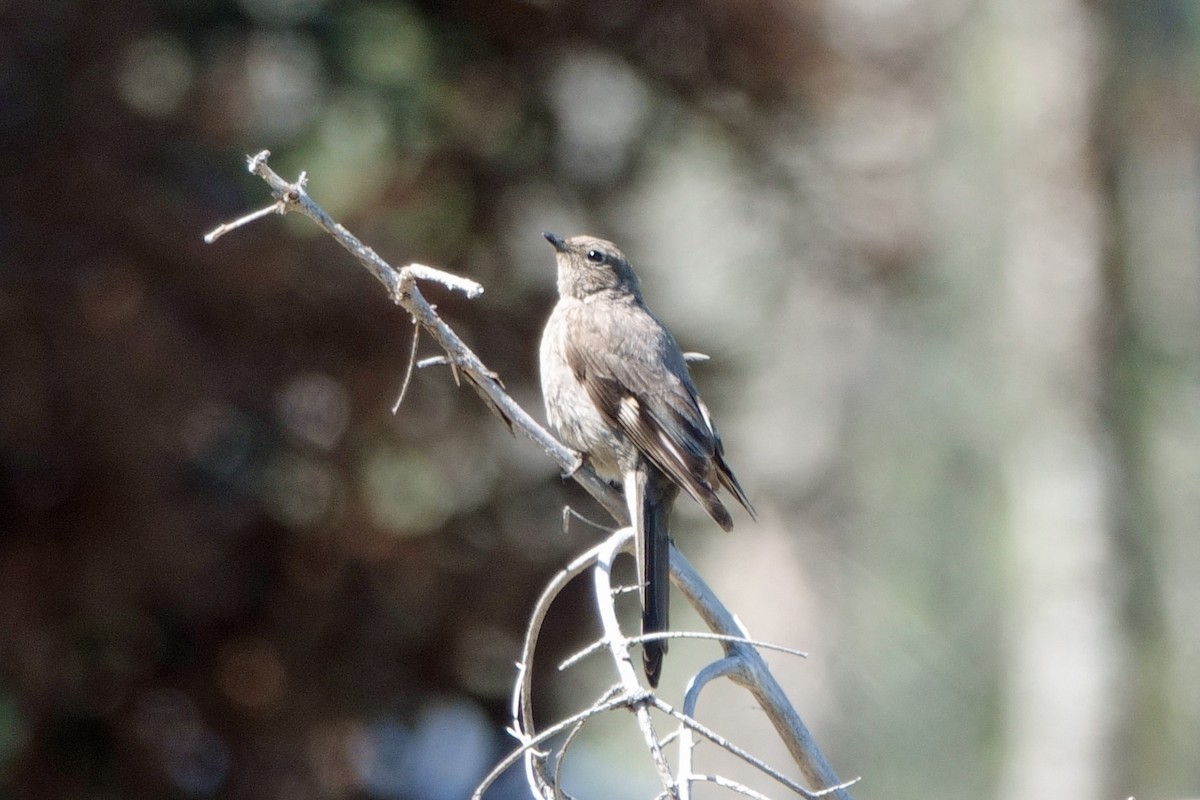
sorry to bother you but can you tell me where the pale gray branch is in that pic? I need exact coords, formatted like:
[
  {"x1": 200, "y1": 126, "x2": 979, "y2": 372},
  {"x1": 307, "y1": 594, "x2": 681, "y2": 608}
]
[
  {"x1": 672, "y1": 550, "x2": 854, "y2": 798},
  {"x1": 476, "y1": 692, "x2": 633, "y2": 800},
  {"x1": 559, "y1": 631, "x2": 807, "y2": 672},
  {"x1": 590, "y1": 528, "x2": 678, "y2": 798},
  {"x1": 510, "y1": 539, "x2": 612, "y2": 799},
  {"x1": 204, "y1": 150, "x2": 626, "y2": 524},
  {"x1": 650, "y1": 697, "x2": 820, "y2": 799},
  {"x1": 679, "y1": 657, "x2": 740, "y2": 800},
  {"x1": 689, "y1": 775, "x2": 775, "y2": 800},
  {"x1": 205, "y1": 150, "x2": 854, "y2": 800}
]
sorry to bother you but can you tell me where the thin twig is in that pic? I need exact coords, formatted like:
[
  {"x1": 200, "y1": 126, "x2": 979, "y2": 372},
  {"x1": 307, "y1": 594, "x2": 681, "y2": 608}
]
[
  {"x1": 688, "y1": 775, "x2": 775, "y2": 800},
  {"x1": 391, "y1": 321, "x2": 421, "y2": 413},
  {"x1": 403, "y1": 262, "x2": 485, "y2": 298},
  {"x1": 812, "y1": 778, "x2": 863, "y2": 797},
  {"x1": 651, "y1": 697, "x2": 818, "y2": 800},
  {"x1": 683, "y1": 657, "x2": 741, "y2": 725},
  {"x1": 558, "y1": 631, "x2": 807, "y2": 672},
  {"x1": 553, "y1": 686, "x2": 623, "y2": 798},
  {"x1": 562, "y1": 506, "x2": 616, "y2": 534},
  {"x1": 475, "y1": 693, "x2": 634, "y2": 800},
  {"x1": 202, "y1": 199, "x2": 285, "y2": 243}
]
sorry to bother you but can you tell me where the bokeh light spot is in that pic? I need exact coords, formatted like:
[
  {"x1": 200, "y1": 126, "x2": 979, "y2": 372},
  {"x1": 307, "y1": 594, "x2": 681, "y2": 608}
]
[
  {"x1": 77, "y1": 260, "x2": 146, "y2": 331},
  {"x1": 276, "y1": 372, "x2": 351, "y2": 450},
  {"x1": 244, "y1": 31, "x2": 324, "y2": 138},
  {"x1": 453, "y1": 624, "x2": 520, "y2": 699},
  {"x1": 260, "y1": 452, "x2": 340, "y2": 528},
  {"x1": 307, "y1": 719, "x2": 369, "y2": 794},
  {"x1": 131, "y1": 689, "x2": 230, "y2": 796},
  {"x1": 117, "y1": 34, "x2": 193, "y2": 117},
  {"x1": 217, "y1": 637, "x2": 287, "y2": 714},
  {"x1": 360, "y1": 443, "x2": 454, "y2": 536},
  {"x1": 180, "y1": 403, "x2": 256, "y2": 488},
  {"x1": 237, "y1": 0, "x2": 327, "y2": 25},
  {"x1": 356, "y1": 700, "x2": 493, "y2": 800},
  {"x1": 546, "y1": 50, "x2": 654, "y2": 183},
  {"x1": 342, "y1": 3, "x2": 434, "y2": 89}
]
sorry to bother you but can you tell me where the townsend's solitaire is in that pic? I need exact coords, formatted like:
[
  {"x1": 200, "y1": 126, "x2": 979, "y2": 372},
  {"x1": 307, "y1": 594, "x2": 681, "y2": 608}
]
[{"x1": 538, "y1": 232, "x2": 754, "y2": 687}]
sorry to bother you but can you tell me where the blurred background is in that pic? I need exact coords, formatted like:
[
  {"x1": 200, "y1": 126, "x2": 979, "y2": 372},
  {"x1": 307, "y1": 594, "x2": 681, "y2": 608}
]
[{"x1": 2, "y1": 0, "x2": 1198, "y2": 797}]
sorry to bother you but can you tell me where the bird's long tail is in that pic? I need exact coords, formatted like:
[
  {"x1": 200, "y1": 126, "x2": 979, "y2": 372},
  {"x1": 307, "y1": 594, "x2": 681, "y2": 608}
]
[{"x1": 639, "y1": 469, "x2": 678, "y2": 688}]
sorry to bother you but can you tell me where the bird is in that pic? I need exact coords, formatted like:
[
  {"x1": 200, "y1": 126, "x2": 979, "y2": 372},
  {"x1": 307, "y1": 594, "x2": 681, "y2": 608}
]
[{"x1": 538, "y1": 232, "x2": 754, "y2": 687}]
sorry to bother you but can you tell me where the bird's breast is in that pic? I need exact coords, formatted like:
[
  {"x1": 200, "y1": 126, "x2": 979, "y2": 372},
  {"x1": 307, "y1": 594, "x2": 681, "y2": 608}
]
[{"x1": 539, "y1": 303, "x2": 629, "y2": 482}]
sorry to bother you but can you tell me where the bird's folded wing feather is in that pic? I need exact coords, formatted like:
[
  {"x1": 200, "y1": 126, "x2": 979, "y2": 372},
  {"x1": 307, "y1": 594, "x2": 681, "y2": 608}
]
[{"x1": 564, "y1": 302, "x2": 733, "y2": 526}]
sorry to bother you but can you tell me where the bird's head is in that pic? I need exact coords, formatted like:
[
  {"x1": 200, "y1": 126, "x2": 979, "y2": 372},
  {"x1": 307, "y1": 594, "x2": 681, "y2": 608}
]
[{"x1": 543, "y1": 232, "x2": 643, "y2": 301}]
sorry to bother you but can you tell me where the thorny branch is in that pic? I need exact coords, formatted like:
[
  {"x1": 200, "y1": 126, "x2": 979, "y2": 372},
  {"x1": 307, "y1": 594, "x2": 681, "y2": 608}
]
[
  {"x1": 205, "y1": 151, "x2": 855, "y2": 800},
  {"x1": 493, "y1": 525, "x2": 856, "y2": 800},
  {"x1": 205, "y1": 151, "x2": 625, "y2": 523}
]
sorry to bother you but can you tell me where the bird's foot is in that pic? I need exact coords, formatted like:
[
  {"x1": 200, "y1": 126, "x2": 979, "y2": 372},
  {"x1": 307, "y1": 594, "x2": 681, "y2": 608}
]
[{"x1": 560, "y1": 451, "x2": 585, "y2": 478}]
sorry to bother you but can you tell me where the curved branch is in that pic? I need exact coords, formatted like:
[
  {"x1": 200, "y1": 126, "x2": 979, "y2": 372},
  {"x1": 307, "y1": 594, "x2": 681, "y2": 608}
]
[
  {"x1": 511, "y1": 536, "x2": 619, "y2": 798},
  {"x1": 671, "y1": 551, "x2": 853, "y2": 798},
  {"x1": 590, "y1": 528, "x2": 677, "y2": 797},
  {"x1": 475, "y1": 692, "x2": 633, "y2": 800},
  {"x1": 679, "y1": 657, "x2": 740, "y2": 800}
]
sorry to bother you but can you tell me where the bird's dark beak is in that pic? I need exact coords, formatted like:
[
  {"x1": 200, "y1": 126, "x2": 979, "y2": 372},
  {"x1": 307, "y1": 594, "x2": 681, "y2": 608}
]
[{"x1": 543, "y1": 232, "x2": 568, "y2": 252}]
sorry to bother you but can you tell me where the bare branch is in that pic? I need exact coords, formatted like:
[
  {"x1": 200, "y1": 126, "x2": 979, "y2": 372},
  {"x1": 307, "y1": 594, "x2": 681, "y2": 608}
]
[
  {"x1": 512, "y1": 539, "x2": 608, "y2": 741},
  {"x1": 475, "y1": 692, "x2": 633, "y2": 800},
  {"x1": 391, "y1": 321, "x2": 421, "y2": 414},
  {"x1": 508, "y1": 536, "x2": 634, "y2": 799},
  {"x1": 401, "y1": 262, "x2": 484, "y2": 298},
  {"x1": 688, "y1": 774, "x2": 775, "y2": 800},
  {"x1": 651, "y1": 697, "x2": 819, "y2": 800},
  {"x1": 206, "y1": 152, "x2": 855, "y2": 800},
  {"x1": 553, "y1": 687, "x2": 623, "y2": 799},
  {"x1": 204, "y1": 151, "x2": 627, "y2": 524},
  {"x1": 672, "y1": 550, "x2": 853, "y2": 799},
  {"x1": 590, "y1": 528, "x2": 678, "y2": 798},
  {"x1": 202, "y1": 199, "x2": 285, "y2": 243},
  {"x1": 506, "y1": 524, "x2": 845, "y2": 800},
  {"x1": 679, "y1": 657, "x2": 741, "y2": 800},
  {"x1": 559, "y1": 631, "x2": 807, "y2": 672}
]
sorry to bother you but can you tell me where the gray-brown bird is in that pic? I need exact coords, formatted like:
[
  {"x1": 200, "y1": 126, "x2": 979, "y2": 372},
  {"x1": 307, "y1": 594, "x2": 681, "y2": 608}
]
[{"x1": 538, "y1": 232, "x2": 754, "y2": 686}]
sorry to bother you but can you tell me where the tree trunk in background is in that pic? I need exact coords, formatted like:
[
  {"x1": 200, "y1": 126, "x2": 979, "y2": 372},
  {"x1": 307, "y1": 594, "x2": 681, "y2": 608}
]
[
  {"x1": 1107, "y1": 3, "x2": 1200, "y2": 794},
  {"x1": 988, "y1": 2, "x2": 1122, "y2": 798}
]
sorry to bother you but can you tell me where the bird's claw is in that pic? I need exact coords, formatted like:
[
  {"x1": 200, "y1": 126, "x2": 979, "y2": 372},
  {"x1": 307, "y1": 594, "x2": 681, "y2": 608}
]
[{"x1": 560, "y1": 451, "x2": 584, "y2": 478}]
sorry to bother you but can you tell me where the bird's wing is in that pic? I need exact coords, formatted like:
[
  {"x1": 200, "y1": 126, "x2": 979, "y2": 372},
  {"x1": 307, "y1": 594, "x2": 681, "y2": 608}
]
[{"x1": 564, "y1": 300, "x2": 736, "y2": 529}]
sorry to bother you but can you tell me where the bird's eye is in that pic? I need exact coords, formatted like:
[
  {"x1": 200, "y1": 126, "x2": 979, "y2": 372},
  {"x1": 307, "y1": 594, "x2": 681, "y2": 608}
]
[{"x1": 586, "y1": 249, "x2": 604, "y2": 264}]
